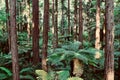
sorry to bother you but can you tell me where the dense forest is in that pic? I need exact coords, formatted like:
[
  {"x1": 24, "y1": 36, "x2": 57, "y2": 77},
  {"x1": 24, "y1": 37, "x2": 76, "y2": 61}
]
[{"x1": 0, "y1": 0, "x2": 120, "y2": 80}]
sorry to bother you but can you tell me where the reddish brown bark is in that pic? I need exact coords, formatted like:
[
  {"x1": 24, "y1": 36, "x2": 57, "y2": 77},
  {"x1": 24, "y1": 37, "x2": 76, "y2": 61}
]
[
  {"x1": 74, "y1": 0, "x2": 77, "y2": 40},
  {"x1": 53, "y1": 0, "x2": 58, "y2": 48},
  {"x1": 78, "y1": 0, "x2": 83, "y2": 48},
  {"x1": 42, "y1": 0, "x2": 49, "y2": 72},
  {"x1": 32, "y1": 0, "x2": 40, "y2": 65},
  {"x1": 61, "y1": 0, "x2": 65, "y2": 35},
  {"x1": 68, "y1": 0, "x2": 70, "y2": 35},
  {"x1": 104, "y1": 0, "x2": 114, "y2": 80},
  {"x1": 10, "y1": 0, "x2": 20, "y2": 79},
  {"x1": 5, "y1": 0, "x2": 11, "y2": 52}
]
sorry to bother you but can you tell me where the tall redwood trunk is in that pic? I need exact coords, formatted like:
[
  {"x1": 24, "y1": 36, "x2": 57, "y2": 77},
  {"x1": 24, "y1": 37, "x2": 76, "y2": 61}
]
[
  {"x1": 32, "y1": 0, "x2": 40, "y2": 65},
  {"x1": 9, "y1": 0, "x2": 20, "y2": 79},
  {"x1": 74, "y1": 0, "x2": 77, "y2": 40},
  {"x1": 104, "y1": 0, "x2": 114, "y2": 80},
  {"x1": 78, "y1": 0, "x2": 83, "y2": 48},
  {"x1": 53, "y1": 0, "x2": 58, "y2": 48},
  {"x1": 5, "y1": 0, "x2": 11, "y2": 52},
  {"x1": 5, "y1": 0, "x2": 9, "y2": 33},
  {"x1": 42, "y1": 0, "x2": 49, "y2": 72},
  {"x1": 61, "y1": 0, "x2": 64, "y2": 35},
  {"x1": 68, "y1": 0, "x2": 70, "y2": 35}
]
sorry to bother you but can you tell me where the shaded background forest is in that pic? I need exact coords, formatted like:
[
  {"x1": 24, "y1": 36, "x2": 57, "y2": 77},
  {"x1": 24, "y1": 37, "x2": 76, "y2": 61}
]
[{"x1": 0, "y1": 0, "x2": 120, "y2": 80}]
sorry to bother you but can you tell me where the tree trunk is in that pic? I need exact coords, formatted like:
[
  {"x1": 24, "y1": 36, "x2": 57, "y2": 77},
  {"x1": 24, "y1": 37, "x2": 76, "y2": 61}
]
[
  {"x1": 17, "y1": 1, "x2": 22, "y2": 31},
  {"x1": 72, "y1": 0, "x2": 84, "y2": 77},
  {"x1": 95, "y1": 0, "x2": 101, "y2": 59},
  {"x1": 53, "y1": 0, "x2": 58, "y2": 49},
  {"x1": 52, "y1": 0, "x2": 55, "y2": 34},
  {"x1": 9, "y1": 0, "x2": 20, "y2": 79},
  {"x1": 74, "y1": 0, "x2": 77, "y2": 40},
  {"x1": 104, "y1": 0, "x2": 114, "y2": 80},
  {"x1": 5, "y1": 0, "x2": 11, "y2": 52},
  {"x1": 68, "y1": 0, "x2": 70, "y2": 35},
  {"x1": 5, "y1": 0, "x2": 9, "y2": 34},
  {"x1": 78, "y1": 0, "x2": 83, "y2": 48},
  {"x1": 32, "y1": 0, "x2": 40, "y2": 65},
  {"x1": 95, "y1": 0, "x2": 101, "y2": 50},
  {"x1": 101, "y1": 18, "x2": 105, "y2": 49},
  {"x1": 17, "y1": 1, "x2": 20, "y2": 31},
  {"x1": 26, "y1": 0, "x2": 31, "y2": 41},
  {"x1": 61, "y1": 0, "x2": 65, "y2": 35},
  {"x1": 42, "y1": 0, "x2": 49, "y2": 72}
]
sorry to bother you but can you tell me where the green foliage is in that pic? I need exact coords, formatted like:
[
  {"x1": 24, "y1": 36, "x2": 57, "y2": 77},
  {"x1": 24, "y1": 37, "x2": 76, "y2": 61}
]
[
  {"x1": 19, "y1": 67, "x2": 35, "y2": 80},
  {"x1": 0, "y1": 53, "x2": 12, "y2": 66},
  {"x1": 0, "y1": 30, "x2": 8, "y2": 42},
  {"x1": 20, "y1": 67, "x2": 33, "y2": 74},
  {"x1": 114, "y1": 39, "x2": 120, "y2": 51},
  {"x1": 48, "y1": 41, "x2": 83, "y2": 68},
  {"x1": 20, "y1": 75, "x2": 34, "y2": 80},
  {"x1": 57, "y1": 70, "x2": 70, "y2": 80},
  {"x1": 67, "y1": 77, "x2": 83, "y2": 80},
  {"x1": 0, "y1": 67, "x2": 12, "y2": 79},
  {"x1": 0, "y1": 8, "x2": 6, "y2": 27},
  {"x1": 0, "y1": 73, "x2": 8, "y2": 79},
  {"x1": 0, "y1": 0, "x2": 120, "y2": 80},
  {"x1": 0, "y1": 67, "x2": 12, "y2": 76},
  {"x1": 114, "y1": 51, "x2": 120, "y2": 57},
  {"x1": 79, "y1": 48, "x2": 104, "y2": 68},
  {"x1": 62, "y1": 41, "x2": 81, "y2": 51},
  {"x1": 18, "y1": 32, "x2": 28, "y2": 41},
  {"x1": 115, "y1": 24, "x2": 120, "y2": 37},
  {"x1": 48, "y1": 41, "x2": 104, "y2": 72},
  {"x1": 35, "y1": 70, "x2": 52, "y2": 80},
  {"x1": 35, "y1": 70, "x2": 84, "y2": 80},
  {"x1": 18, "y1": 32, "x2": 32, "y2": 54},
  {"x1": 114, "y1": 4, "x2": 120, "y2": 23}
]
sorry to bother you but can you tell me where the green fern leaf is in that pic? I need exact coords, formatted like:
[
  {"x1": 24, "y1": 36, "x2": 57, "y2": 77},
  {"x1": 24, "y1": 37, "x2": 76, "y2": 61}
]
[
  {"x1": 20, "y1": 75, "x2": 34, "y2": 80},
  {"x1": 0, "y1": 67, "x2": 12, "y2": 76},
  {"x1": 35, "y1": 70, "x2": 51, "y2": 80},
  {"x1": 57, "y1": 70, "x2": 70, "y2": 80},
  {"x1": 20, "y1": 67, "x2": 33, "y2": 74},
  {"x1": 67, "y1": 77, "x2": 83, "y2": 80},
  {"x1": 0, "y1": 73, "x2": 8, "y2": 79}
]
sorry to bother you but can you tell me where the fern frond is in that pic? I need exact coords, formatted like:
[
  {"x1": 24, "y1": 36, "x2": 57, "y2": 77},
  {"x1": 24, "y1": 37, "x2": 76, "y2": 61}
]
[
  {"x1": 57, "y1": 70, "x2": 70, "y2": 80},
  {"x1": 20, "y1": 67, "x2": 33, "y2": 74},
  {"x1": 0, "y1": 67, "x2": 12, "y2": 76},
  {"x1": 67, "y1": 77, "x2": 83, "y2": 80},
  {"x1": 20, "y1": 75, "x2": 34, "y2": 80}
]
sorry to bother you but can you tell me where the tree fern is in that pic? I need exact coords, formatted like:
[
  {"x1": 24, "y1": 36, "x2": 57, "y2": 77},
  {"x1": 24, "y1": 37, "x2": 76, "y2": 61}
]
[{"x1": 48, "y1": 41, "x2": 104, "y2": 69}]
